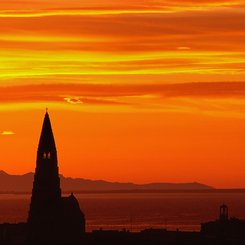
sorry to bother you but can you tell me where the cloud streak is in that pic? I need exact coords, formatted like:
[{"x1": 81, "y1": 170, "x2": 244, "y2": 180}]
[
  {"x1": 1, "y1": 82, "x2": 245, "y2": 103},
  {"x1": 0, "y1": 1, "x2": 244, "y2": 106},
  {"x1": 1, "y1": 131, "x2": 15, "y2": 136},
  {"x1": 0, "y1": 1, "x2": 243, "y2": 17},
  {"x1": 0, "y1": 0, "x2": 244, "y2": 84},
  {"x1": 2, "y1": 82, "x2": 245, "y2": 117},
  {"x1": 0, "y1": 11, "x2": 245, "y2": 51}
]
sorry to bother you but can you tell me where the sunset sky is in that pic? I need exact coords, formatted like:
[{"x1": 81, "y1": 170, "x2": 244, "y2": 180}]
[{"x1": 0, "y1": 0, "x2": 245, "y2": 188}]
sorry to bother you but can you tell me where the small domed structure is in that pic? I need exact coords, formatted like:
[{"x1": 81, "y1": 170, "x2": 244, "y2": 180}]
[
  {"x1": 201, "y1": 204, "x2": 245, "y2": 238},
  {"x1": 219, "y1": 204, "x2": 228, "y2": 221},
  {"x1": 62, "y1": 193, "x2": 86, "y2": 236}
]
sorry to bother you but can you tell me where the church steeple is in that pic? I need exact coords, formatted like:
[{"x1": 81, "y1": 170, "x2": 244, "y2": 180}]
[
  {"x1": 28, "y1": 111, "x2": 61, "y2": 224},
  {"x1": 37, "y1": 112, "x2": 57, "y2": 163},
  {"x1": 38, "y1": 112, "x2": 56, "y2": 151},
  {"x1": 27, "y1": 111, "x2": 85, "y2": 243}
]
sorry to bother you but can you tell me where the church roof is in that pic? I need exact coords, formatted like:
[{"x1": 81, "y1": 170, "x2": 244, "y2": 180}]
[
  {"x1": 62, "y1": 194, "x2": 85, "y2": 219},
  {"x1": 38, "y1": 112, "x2": 56, "y2": 152}
]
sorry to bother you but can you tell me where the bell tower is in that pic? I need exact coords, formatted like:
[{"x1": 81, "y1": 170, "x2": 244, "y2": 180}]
[
  {"x1": 28, "y1": 111, "x2": 61, "y2": 225},
  {"x1": 27, "y1": 111, "x2": 85, "y2": 243}
]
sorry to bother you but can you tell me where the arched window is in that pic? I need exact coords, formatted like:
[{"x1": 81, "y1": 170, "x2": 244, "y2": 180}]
[
  {"x1": 43, "y1": 152, "x2": 47, "y2": 159},
  {"x1": 48, "y1": 152, "x2": 51, "y2": 159}
]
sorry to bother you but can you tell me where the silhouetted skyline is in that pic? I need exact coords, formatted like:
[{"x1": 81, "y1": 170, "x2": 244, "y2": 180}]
[
  {"x1": 0, "y1": 112, "x2": 245, "y2": 244},
  {"x1": 28, "y1": 112, "x2": 85, "y2": 243}
]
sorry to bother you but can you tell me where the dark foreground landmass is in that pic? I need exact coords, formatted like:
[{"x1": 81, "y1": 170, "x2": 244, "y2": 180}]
[
  {"x1": 2, "y1": 205, "x2": 244, "y2": 245},
  {"x1": 0, "y1": 225, "x2": 245, "y2": 245}
]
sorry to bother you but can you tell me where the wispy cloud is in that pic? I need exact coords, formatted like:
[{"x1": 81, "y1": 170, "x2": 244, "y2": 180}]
[
  {"x1": 0, "y1": 1, "x2": 243, "y2": 17},
  {"x1": 64, "y1": 96, "x2": 128, "y2": 105},
  {"x1": 0, "y1": 0, "x2": 244, "y2": 84},
  {"x1": 1, "y1": 131, "x2": 15, "y2": 136},
  {"x1": 2, "y1": 82, "x2": 245, "y2": 116},
  {"x1": 1, "y1": 82, "x2": 245, "y2": 105},
  {"x1": 0, "y1": 0, "x2": 244, "y2": 117}
]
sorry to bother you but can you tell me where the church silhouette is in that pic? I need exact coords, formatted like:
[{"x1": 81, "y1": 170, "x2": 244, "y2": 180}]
[
  {"x1": 0, "y1": 112, "x2": 245, "y2": 245},
  {"x1": 27, "y1": 112, "x2": 85, "y2": 243}
]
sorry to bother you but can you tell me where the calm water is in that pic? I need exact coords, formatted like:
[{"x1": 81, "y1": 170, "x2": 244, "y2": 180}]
[{"x1": 0, "y1": 193, "x2": 245, "y2": 232}]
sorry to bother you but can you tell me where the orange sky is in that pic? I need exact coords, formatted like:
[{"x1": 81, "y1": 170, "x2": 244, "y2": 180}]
[{"x1": 0, "y1": 0, "x2": 245, "y2": 188}]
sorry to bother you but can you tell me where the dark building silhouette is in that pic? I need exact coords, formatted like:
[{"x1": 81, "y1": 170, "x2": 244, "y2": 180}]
[
  {"x1": 1, "y1": 112, "x2": 245, "y2": 245},
  {"x1": 27, "y1": 112, "x2": 85, "y2": 244},
  {"x1": 201, "y1": 204, "x2": 245, "y2": 238},
  {"x1": 220, "y1": 204, "x2": 229, "y2": 221}
]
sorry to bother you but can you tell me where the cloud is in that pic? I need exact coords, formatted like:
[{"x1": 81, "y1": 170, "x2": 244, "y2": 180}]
[
  {"x1": 2, "y1": 82, "x2": 245, "y2": 117},
  {"x1": 0, "y1": 1, "x2": 243, "y2": 17},
  {"x1": 0, "y1": 1, "x2": 244, "y2": 110},
  {"x1": 64, "y1": 96, "x2": 128, "y2": 105},
  {"x1": 0, "y1": 1, "x2": 244, "y2": 83},
  {"x1": 1, "y1": 131, "x2": 15, "y2": 135},
  {"x1": 1, "y1": 11, "x2": 245, "y2": 45},
  {"x1": 1, "y1": 82, "x2": 245, "y2": 104},
  {"x1": 0, "y1": 2, "x2": 244, "y2": 54},
  {"x1": 64, "y1": 97, "x2": 83, "y2": 105},
  {"x1": 177, "y1": 47, "x2": 191, "y2": 50}
]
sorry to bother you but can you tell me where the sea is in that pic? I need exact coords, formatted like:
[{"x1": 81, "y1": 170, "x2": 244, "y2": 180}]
[{"x1": 0, "y1": 192, "x2": 245, "y2": 232}]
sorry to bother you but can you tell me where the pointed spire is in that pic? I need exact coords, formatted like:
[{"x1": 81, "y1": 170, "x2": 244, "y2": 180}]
[
  {"x1": 28, "y1": 111, "x2": 62, "y2": 226},
  {"x1": 38, "y1": 111, "x2": 56, "y2": 152}
]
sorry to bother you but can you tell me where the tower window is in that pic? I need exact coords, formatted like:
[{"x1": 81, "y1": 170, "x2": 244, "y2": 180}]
[
  {"x1": 43, "y1": 152, "x2": 47, "y2": 159},
  {"x1": 48, "y1": 152, "x2": 51, "y2": 159}
]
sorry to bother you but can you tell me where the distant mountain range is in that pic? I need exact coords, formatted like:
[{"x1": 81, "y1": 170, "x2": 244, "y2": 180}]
[{"x1": 0, "y1": 170, "x2": 214, "y2": 193}]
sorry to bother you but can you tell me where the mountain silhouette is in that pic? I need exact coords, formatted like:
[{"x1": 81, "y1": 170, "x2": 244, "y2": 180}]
[{"x1": 0, "y1": 170, "x2": 213, "y2": 193}]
